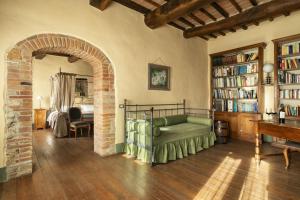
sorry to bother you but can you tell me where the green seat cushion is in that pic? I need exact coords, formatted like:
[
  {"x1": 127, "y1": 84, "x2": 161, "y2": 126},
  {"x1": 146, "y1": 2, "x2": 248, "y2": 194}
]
[
  {"x1": 187, "y1": 116, "x2": 212, "y2": 126},
  {"x1": 157, "y1": 123, "x2": 210, "y2": 145},
  {"x1": 164, "y1": 115, "x2": 187, "y2": 126}
]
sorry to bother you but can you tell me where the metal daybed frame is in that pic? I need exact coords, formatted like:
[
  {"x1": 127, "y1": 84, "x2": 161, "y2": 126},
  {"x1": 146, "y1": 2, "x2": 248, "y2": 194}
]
[{"x1": 119, "y1": 99, "x2": 214, "y2": 166}]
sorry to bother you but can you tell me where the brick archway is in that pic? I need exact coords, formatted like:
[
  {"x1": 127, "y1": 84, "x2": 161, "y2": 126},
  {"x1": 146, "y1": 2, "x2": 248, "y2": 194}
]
[{"x1": 4, "y1": 34, "x2": 115, "y2": 180}]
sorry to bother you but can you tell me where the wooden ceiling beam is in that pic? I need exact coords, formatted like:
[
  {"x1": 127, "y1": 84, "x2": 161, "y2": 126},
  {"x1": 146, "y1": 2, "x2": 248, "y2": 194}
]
[
  {"x1": 241, "y1": 25, "x2": 248, "y2": 30},
  {"x1": 178, "y1": 17, "x2": 195, "y2": 28},
  {"x1": 211, "y1": 2, "x2": 229, "y2": 18},
  {"x1": 199, "y1": 36, "x2": 209, "y2": 40},
  {"x1": 218, "y1": 31, "x2": 226, "y2": 36},
  {"x1": 249, "y1": 0, "x2": 258, "y2": 6},
  {"x1": 90, "y1": 0, "x2": 112, "y2": 11},
  {"x1": 33, "y1": 51, "x2": 80, "y2": 63},
  {"x1": 229, "y1": 0, "x2": 242, "y2": 13},
  {"x1": 209, "y1": 33, "x2": 217, "y2": 38},
  {"x1": 34, "y1": 53, "x2": 46, "y2": 60},
  {"x1": 188, "y1": 13, "x2": 205, "y2": 25},
  {"x1": 68, "y1": 56, "x2": 80, "y2": 63},
  {"x1": 199, "y1": 8, "x2": 217, "y2": 21},
  {"x1": 184, "y1": 0, "x2": 300, "y2": 38},
  {"x1": 144, "y1": 0, "x2": 215, "y2": 29},
  {"x1": 168, "y1": 22, "x2": 186, "y2": 31},
  {"x1": 144, "y1": 0, "x2": 160, "y2": 8},
  {"x1": 113, "y1": 0, "x2": 150, "y2": 14}
]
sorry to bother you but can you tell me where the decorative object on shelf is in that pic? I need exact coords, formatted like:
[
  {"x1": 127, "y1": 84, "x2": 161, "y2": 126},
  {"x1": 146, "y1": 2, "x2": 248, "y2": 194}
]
[
  {"x1": 263, "y1": 63, "x2": 274, "y2": 85},
  {"x1": 148, "y1": 63, "x2": 170, "y2": 91},
  {"x1": 36, "y1": 95, "x2": 43, "y2": 109}
]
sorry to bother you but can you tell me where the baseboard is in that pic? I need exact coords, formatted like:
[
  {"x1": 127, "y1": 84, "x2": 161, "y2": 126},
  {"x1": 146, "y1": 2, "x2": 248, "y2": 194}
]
[
  {"x1": 0, "y1": 167, "x2": 7, "y2": 182},
  {"x1": 115, "y1": 143, "x2": 125, "y2": 153}
]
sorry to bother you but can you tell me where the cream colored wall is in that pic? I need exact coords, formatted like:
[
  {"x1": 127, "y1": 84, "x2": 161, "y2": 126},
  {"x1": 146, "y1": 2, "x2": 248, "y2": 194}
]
[
  {"x1": 32, "y1": 55, "x2": 93, "y2": 112},
  {"x1": 208, "y1": 11, "x2": 300, "y2": 116},
  {"x1": 0, "y1": 0, "x2": 208, "y2": 167}
]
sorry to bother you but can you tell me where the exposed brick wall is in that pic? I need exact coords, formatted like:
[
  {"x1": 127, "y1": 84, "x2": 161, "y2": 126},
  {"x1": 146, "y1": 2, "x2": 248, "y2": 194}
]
[{"x1": 4, "y1": 34, "x2": 115, "y2": 180}]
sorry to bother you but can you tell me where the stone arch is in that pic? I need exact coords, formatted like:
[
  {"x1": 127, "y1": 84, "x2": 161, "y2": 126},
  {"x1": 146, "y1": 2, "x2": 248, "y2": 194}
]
[{"x1": 4, "y1": 33, "x2": 115, "y2": 180}]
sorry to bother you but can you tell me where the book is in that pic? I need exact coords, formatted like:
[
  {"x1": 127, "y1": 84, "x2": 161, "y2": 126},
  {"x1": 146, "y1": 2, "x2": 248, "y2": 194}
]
[{"x1": 228, "y1": 100, "x2": 233, "y2": 112}]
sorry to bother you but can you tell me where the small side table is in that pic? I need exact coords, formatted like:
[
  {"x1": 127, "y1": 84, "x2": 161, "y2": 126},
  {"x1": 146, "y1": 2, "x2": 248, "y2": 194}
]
[{"x1": 214, "y1": 120, "x2": 229, "y2": 144}]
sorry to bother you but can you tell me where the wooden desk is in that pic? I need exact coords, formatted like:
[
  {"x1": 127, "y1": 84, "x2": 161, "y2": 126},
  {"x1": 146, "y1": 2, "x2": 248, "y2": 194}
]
[{"x1": 255, "y1": 120, "x2": 300, "y2": 167}]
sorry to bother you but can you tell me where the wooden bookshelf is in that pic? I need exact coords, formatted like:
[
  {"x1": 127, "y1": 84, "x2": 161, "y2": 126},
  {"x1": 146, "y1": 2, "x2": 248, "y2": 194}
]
[
  {"x1": 210, "y1": 43, "x2": 266, "y2": 143},
  {"x1": 273, "y1": 34, "x2": 300, "y2": 120}
]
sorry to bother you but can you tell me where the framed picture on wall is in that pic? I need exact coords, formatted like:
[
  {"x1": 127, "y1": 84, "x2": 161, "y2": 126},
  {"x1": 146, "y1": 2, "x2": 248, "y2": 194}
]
[
  {"x1": 75, "y1": 78, "x2": 88, "y2": 96},
  {"x1": 148, "y1": 63, "x2": 170, "y2": 90}
]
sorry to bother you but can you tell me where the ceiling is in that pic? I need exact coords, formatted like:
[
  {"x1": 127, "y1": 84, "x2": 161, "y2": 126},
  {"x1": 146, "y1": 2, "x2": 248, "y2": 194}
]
[{"x1": 90, "y1": 0, "x2": 300, "y2": 40}]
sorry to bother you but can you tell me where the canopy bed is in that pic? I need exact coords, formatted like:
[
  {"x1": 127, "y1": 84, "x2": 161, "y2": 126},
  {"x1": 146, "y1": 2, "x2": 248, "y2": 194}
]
[
  {"x1": 46, "y1": 68, "x2": 94, "y2": 138},
  {"x1": 120, "y1": 99, "x2": 216, "y2": 165}
]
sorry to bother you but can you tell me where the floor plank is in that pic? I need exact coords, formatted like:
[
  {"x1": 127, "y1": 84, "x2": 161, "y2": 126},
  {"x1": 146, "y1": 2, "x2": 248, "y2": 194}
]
[{"x1": 0, "y1": 130, "x2": 300, "y2": 200}]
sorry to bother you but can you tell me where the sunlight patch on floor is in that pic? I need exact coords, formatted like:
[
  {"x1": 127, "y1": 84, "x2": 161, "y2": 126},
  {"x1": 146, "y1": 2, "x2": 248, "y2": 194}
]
[
  {"x1": 193, "y1": 156, "x2": 241, "y2": 200},
  {"x1": 238, "y1": 158, "x2": 270, "y2": 200},
  {"x1": 46, "y1": 134, "x2": 54, "y2": 146}
]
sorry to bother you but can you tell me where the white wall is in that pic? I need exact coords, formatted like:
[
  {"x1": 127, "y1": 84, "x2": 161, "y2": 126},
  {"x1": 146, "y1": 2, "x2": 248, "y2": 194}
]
[{"x1": 0, "y1": 0, "x2": 208, "y2": 167}]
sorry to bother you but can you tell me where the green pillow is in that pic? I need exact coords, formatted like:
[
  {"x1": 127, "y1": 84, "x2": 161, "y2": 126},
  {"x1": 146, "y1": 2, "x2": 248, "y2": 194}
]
[
  {"x1": 164, "y1": 115, "x2": 187, "y2": 126},
  {"x1": 152, "y1": 117, "x2": 166, "y2": 127},
  {"x1": 126, "y1": 119, "x2": 137, "y2": 131},
  {"x1": 187, "y1": 116, "x2": 212, "y2": 126},
  {"x1": 136, "y1": 120, "x2": 161, "y2": 137}
]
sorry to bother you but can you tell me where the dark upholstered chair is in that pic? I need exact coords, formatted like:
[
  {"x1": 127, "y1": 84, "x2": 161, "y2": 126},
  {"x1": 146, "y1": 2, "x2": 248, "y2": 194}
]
[{"x1": 68, "y1": 107, "x2": 90, "y2": 139}]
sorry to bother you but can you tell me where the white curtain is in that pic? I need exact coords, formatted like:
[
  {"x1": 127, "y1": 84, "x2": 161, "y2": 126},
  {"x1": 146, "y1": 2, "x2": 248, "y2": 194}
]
[{"x1": 50, "y1": 73, "x2": 75, "y2": 112}]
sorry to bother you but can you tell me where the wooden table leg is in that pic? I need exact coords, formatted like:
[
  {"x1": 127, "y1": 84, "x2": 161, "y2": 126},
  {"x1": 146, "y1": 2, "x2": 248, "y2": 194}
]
[
  {"x1": 255, "y1": 132, "x2": 261, "y2": 166},
  {"x1": 283, "y1": 148, "x2": 289, "y2": 170}
]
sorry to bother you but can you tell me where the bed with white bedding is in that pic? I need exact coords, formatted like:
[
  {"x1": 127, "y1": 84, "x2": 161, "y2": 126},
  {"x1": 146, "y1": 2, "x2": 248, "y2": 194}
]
[{"x1": 47, "y1": 105, "x2": 94, "y2": 137}]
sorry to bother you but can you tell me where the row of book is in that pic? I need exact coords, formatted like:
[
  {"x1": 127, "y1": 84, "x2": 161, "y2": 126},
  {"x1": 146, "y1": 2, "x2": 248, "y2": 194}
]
[
  {"x1": 213, "y1": 89, "x2": 257, "y2": 99},
  {"x1": 212, "y1": 52, "x2": 258, "y2": 66},
  {"x1": 279, "y1": 89, "x2": 300, "y2": 99},
  {"x1": 214, "y1": 99, "x2": 258, "y2": 112},
  {"x1": 281, "y1": 42, "x2": 300, "y2": 56},
  {"x1": 213, "y1": 76, "x2": 258, "y2": 88},
  {"x1": 237, "y1": 52, "x2": 258, "y2": 63},
  {"x1": 213, "y1": 63, "x2": 258, "y2": 77},
  {"x1": 283, "y1": 105, "x2": 300, "y2": 116},
  {"x1": 278, "y1": 71, "x2": 300, "y2": 84},
  {"x1": 279, "y1": 58, "x2": 300, "y2": 70}
]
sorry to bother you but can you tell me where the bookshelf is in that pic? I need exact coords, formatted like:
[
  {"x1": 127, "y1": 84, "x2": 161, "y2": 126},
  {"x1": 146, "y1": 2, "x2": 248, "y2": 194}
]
[
  {"x1": 210, "y1": 43, "x2": 265, "y2": 113},
  {"x1": 210, "y1": 43, "x2": 266, "y2": 142},
  {"x1": 273, "y1": 34, "x2": 300, "y2": 120}
]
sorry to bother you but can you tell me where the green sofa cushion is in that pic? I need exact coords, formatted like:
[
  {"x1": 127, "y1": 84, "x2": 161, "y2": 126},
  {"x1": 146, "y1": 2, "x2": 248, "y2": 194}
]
[
  {"x1": 164, "y1": 115, "x2": 187, "y2": 126},
  {"x1": 187, "y1": 116, "x2": 212, "y2": 126}
]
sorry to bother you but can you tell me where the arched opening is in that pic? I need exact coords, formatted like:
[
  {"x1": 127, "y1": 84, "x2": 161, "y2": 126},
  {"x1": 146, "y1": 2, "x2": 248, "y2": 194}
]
[{"x1": 4, "y1": 34, "x2": 116, "y2": 180}]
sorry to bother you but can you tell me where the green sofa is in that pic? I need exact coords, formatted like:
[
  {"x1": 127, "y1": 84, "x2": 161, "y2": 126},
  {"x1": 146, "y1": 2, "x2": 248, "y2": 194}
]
[{"x1": 125, "y1": 114, "x2": 216, "y2": 163}]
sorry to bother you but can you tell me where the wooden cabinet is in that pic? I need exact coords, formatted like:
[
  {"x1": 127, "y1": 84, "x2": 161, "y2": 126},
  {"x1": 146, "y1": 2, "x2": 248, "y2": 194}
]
[
  {"x1": 34, "y1": 109, "x2": 47, "y2": 129},
  {"x1": 215, "y1": 112, "x2": 262, "y2": 143}
]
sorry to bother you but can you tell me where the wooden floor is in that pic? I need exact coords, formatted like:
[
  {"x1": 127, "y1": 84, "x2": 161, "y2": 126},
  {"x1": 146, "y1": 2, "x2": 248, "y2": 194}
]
[{"x1": 1, "y1": 130, "x2": 300, "y2": 200}]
